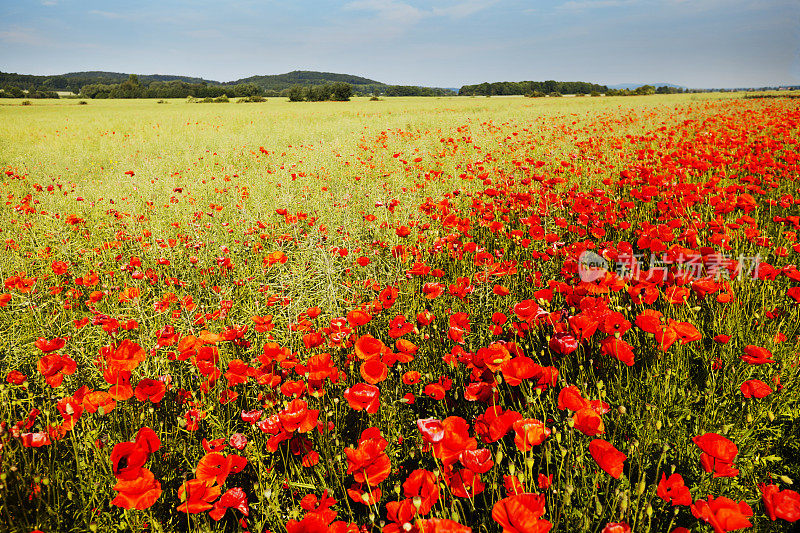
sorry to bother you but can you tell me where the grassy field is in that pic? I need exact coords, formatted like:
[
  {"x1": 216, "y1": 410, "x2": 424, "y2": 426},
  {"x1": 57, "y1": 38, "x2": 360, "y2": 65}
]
[{"x1": 0, "y1": 93, "x2": 799, "y2": 532}]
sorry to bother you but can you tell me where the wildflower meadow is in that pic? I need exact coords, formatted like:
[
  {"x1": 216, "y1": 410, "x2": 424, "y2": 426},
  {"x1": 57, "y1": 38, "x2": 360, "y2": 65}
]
[{"x1": 0, "y1": 93, "x2": 798, "y2": 533}]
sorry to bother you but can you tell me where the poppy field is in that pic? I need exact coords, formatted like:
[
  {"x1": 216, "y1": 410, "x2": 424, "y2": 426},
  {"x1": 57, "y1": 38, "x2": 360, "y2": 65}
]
[{"x1": 0, "y1": 93, "x2": 799, "y2": 533}]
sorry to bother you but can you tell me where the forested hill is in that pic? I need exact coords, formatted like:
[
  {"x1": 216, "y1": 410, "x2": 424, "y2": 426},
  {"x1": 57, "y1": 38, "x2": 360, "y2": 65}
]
[
  {"x1": 225, "y1": 70, "x2": 385, "y2": 92},
  {"x1": 0, "y1": 71, "x2": 218, "y2": 93},
  {"x1": 0, "y1": 69, "x2": 455, "y2": 97}
]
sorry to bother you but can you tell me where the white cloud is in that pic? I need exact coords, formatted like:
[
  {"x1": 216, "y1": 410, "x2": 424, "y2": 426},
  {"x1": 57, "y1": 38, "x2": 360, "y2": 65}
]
[
  {"x1": 0, "y1": 27, "x2": 48, "y2": 46},
  {"x1": 345, "y1": 0, "x2": 498, "y2": 23},
  {"x1": 88, "y1": 10, "x2": 135, "y2": 20},
  {"x1": 432, "y1": 0, "x2": 500, "y2": 18},
  {"x1": 557, "y1": 0, "x2": 638, "y2": 10},
  {"x1": 344, "y1": 0, "x2": 425, "y2": 23}
]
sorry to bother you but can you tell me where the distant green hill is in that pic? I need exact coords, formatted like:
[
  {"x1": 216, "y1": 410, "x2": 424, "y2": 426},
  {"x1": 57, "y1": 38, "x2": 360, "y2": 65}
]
[
  {"x1": 0, "y1": 71, "x2": 219, "y2": 93},
  {"x1": 0, "y1": 69, "x2": 456, "y2": 97},
  {"x1": 225, "y1": 70, "x2": 386, "y2": 93}
]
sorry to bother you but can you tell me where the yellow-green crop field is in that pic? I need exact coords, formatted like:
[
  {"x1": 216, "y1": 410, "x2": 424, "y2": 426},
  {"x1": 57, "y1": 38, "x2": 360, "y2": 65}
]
[{"x1": 0, "y1": 93, "x2": 798, "y2": 532}]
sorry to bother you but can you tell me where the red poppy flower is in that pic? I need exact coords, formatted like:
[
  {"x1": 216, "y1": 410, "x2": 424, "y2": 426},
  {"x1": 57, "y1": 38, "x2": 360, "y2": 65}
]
[
  {"x1": 37, "y1": 353, "x2": 77, "y2": 387},
  {"x1": 537, "y1": 474, "x2": 552, "y2": 490},
  {"x1": 110, "y1": 441, "x2": 150, "y2": 481},
  {"x1": 448, "y1": 312, "x2": 471, "y2": 344},
  {"x1": 512, "y1": 300, "x2": 540, "y2": 323},
  {"x1": 35, "y1": 337, "x2": 66, "y2": 353},
  {"x1": 600, "y1": 337, "x2": 635, "y2": 366},
  {"x1": 690, "y1": 495, "x2": 752, "y2": 533},
  {"x1": 106, "y1": 339, "x2": 148, "y2": 372},
  {"x1": 512, "y1": 419, "x2": 550, "y2": 451},
  {"x1": 343, "y1": 383, "x2": 380, "y2": 413},
  {"x1": 196, "y1": 452, "x2": 247, "y2": 487},
  {"x1": 424, "y1": 382, "x2": 446, "y2": 400},
  {"x1": 500, "y1": 356, "x2": 541, "y2": 386},
  {"x1": 479, "y1": 343, "x2": 511, "y2": 372},
  {"x1": 105, "y1": 368, "x2": 133, "y2": 401},
  {"x1": 134, "y1": 379, "x2": 166, "y2": 403},
  {"x1": 379, "y1": 286, "x2": 398, "y2": 308},
  {"x1": 548, "y1": 332, "x2": 578, "y2": 355},
  {"x1": 418, "y1": 518, "x2": 472, "y2": 533},
  {"x1": 459, "y1": 449, "x2": 494, "y2": 474},
  {"x1": 474, "y1": 405, "x2": 522, "y2": 443},
  {"x1": 209, "y1": 486, "x2": 250, "y2": 521},
  {"x1": 557, "y1": 386, "x2": 588, "y2": 411},
  {"x1": 347, "y1": 309, "x2": 372, "y2": 327},
  {"x1": 111, "y1": 468, "x2": 162, "y2": 510},
  {"x1": 693, "y1": 433, "x2": 739, "y2": 478},
  {"x1": 403, "y1": 370, "x2": 421, "y2": 385},
  {"x1": 741, "y1": 345, "x2": 775, "y2": 365},
  {"x1": 589, "y1": 439, "x2": 626, "y2": 479},
  {"x1": 388, "y1": 315, "x2": 415, "y2": 339},
  {"x1": 360, "y1": 360, "x2": 388, "y2": 384},
  {"x1": 344, "y1": 428, "x2": 391, "y2": 486},
  {"x1": 403, "y1": 469, "x2": 439, "y2": 514},
  {"x1": 573, "y1": 407, "x2": 605, "y2": 436},
  {"x1": 693, "y1": 433, "x2": 737, "y2": 463},
  {"x1": 491, "y1": 493, "x2": 551, "y2": 533},
  {"x1": 229, "y1": 433, "x2": 247, "y2": 451},
  {"x1": 82, "y1": 390, "x2": 116, "y2": 415},
  {"x1": 21, "y1": 432, "x2": 51, "y2": 447},
  {"x1": 602, "y1": 312, "x2": 631, "y2": 336},
  {"x1": 6, "y1": 370, "x2": 26, "y2": 385},
  {"x1": 656, "y1": 473, "x2": 692, "y2": 506},
  {"x1": 760, "y1": 483, "x2": 800, "y2": 522},
  {"x1": 177, "y1": 479, "x2": 221, "y2": 513},
  {"x1": 423, "y1": 282, "x2": 444, "y2": 299},
  {"x1": 354, "y1": 334, "x2": 389, "y2": 361},
  {"x1": 601, "y1": 523, "x2": 630, "y2": 533},
  {"x1": 417, "y1": 310, "x2": 435, "y2": 326},
  {"x1": 447, "y1": 468, "x2": 485, "y2": 498},
  {"x1": 278, "y1": 399, "x2": 319, "y2": 433},
  {"x1": 740, "y1": 379, "x2": 773, "y2": 398},
  {"x1": 347, "y1": 482, "x2": 382, "y2": 506}
]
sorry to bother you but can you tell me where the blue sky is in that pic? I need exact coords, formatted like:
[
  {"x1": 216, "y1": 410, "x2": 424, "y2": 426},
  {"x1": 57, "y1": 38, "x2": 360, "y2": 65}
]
[{"x1": 1, "y1": 0, "x2": 798, "y2": 88}]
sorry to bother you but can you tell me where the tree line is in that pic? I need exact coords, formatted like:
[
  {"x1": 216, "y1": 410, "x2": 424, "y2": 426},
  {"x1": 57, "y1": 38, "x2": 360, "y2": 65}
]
[
  {"x1": 0, "y1": 86, "x2": 59, "y2": 98},
  {"x1": 459, "y1": 80, "x2": 609, "y2": 96}
]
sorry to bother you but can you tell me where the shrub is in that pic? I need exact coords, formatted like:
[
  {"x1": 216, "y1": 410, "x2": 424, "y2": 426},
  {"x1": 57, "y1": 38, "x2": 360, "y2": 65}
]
[
  {"x1": 237, "y1": 95, "x2": 267, "y2": 103},
  {"x1": 20, "y1": 100, "x2": 31, "y2": 106}
]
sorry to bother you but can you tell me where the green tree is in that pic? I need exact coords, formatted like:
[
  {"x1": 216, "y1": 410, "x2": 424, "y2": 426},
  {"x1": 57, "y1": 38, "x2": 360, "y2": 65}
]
[
  {"x1": 287, "y1": 85, "x2": 305, "y2": 102},
  {"x1": 634, "y1": 84, "x2": 655, "y2": 95},
  {"x1": 330, "y1": 82, "x2": 352, "y2": 101}
]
